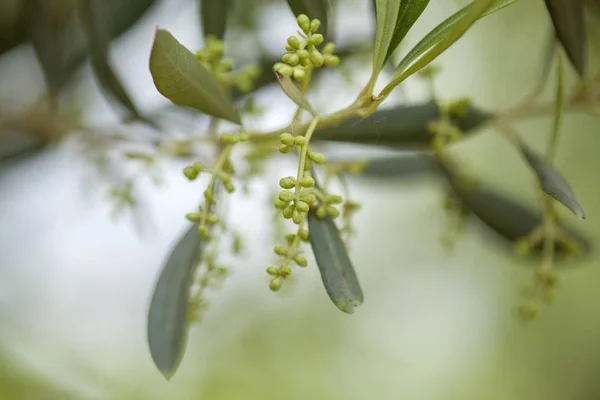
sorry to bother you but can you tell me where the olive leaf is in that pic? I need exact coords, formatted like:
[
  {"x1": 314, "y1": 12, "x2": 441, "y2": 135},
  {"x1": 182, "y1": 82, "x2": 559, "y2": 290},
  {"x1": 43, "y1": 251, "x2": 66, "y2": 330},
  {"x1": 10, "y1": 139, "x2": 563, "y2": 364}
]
[
  {"x1": 517, "y1": 141, "x2": 586, "y2": 219},
  {"x1": 371, "y1": 0, "x2": 403, "y2": 81},
  {"x1": 147, "y1": 222, "x2": 203, "y2": 380},
  {"x1": 383, "y1": 0, "x2": 431, "y2": 64},
  {"x1": 313, "y1": 102, "x2": 492, "y2": 147},
  {"x1": 544, "y1": 0, "x2": 586, "y2": 77},
  {"x1": 285, "y1": 0, "x2": 330, "y2": 38},
  {"x1": 274, "y1": 70, "x2": 318, "y2": 116},
  {"x1": 149, "y1": 29, "x2": 242, "y2": 125},
  {"x1": 436, "y1": 159, "x2": 590, "y2": 257},
  {"x1": 200, "y1": 0, "x2": 230, "y2": 40},
  {"x1": 381, "y1": 0, "x2": 520, "y2": 96},
  {"x1": 348, "y1": 153, "x2": 437, "y2": 178},
  {"x1": 308, "y1": 210, "x2": 363, "y2": 314},
  {"x1": 79, "y1": 0, "x2": 144, "y2": 122}
]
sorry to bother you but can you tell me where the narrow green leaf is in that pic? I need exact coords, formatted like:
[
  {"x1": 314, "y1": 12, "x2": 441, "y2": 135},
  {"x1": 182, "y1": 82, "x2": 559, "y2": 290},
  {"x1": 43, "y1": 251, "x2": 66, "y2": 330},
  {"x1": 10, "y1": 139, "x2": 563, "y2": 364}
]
[
  {"x1": 547, "y1": 51, "x2": 563, "y2": 162},
  {"x1": 308, "y1": 210, "x2": 363, "y2": 314},
  {"x1": 382, "y1": 0, "x2": 520, "y2": 96},
  {"x1": 544, "y1": 0, "x2": 586, "y2": 77},
  {"x1": 200, "y1": 0, "x2": 230, "y2": 40},
  {"x1": 348, "y1": 153, "x2": 437, "y2": 178},
  {"x1": 148, "y1": 222, "x2": 202, "y2": 380},
  {"x1": 149, "y1": 29, "x2": 242, "y2": 125},
  {"x1": 436, "y1": 159, "x2": 590, "y2": 257},
  {"x1": 372, "y1": 0, "x2": 402, "y2": 79},
  {"x1": 518, "y1": 141, "x2": 585, "y2": 219},
  {"x1": 314, "y1": 102, "x2": 492, "y2": 147},
  {"x1": 79, "y1": 0, "x2": 144, "y2": 122},
  {"x1": 274, "y1": 70, "x2": 317, "y2": 116},
  {"x1": 383, "y1": 0, "x2": 431, "y2": 64},
  {"x1": 286, "y1": 0, "x2": 330, "y2": 38}
]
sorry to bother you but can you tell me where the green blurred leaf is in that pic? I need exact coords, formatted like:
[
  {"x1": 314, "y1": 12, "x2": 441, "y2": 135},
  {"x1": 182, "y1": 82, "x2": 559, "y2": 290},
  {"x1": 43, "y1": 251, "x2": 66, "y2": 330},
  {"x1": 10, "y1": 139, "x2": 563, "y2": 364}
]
[
  {"x1": 286, "y1": 0, "x2": 330, "y2": 38},
  {"x1": 518, "y1": 141, "x2": 586, "y2": 219},
  {"x1": 150, "y1": 29, "x2": 242, "y2": 125},
  {"x1": 383, "y1": 0, "x2": 430, "y2": 64},
  {"x1": 200, "y1": 0, "x2": 230, "y2": 40},
  {"x1": 79, "y1": 0, "x2": 144, "y2": 122},
  {"x1": 382, "y1": 0, "x2": 520, "y2": 95},
  {"x1": 0, "y1": 0, "x2": 27, "y2": 57},
  {"x1": 372, "y1": 0, "x2": 402, "y2": 80},
  {"x1": 349, "y1": 153, "x2": 437, "y2": 178},
  {"x1": 437, "y1": 158, "x2": 590, "y2": 257},
  {"x1": 148, "y1": 222, "x2": 203, "y2": 380},
  {"x1": 544, "y1": 0, "x2": 586, "y2": 77},
  {"x1": 313, "y1": 102, "x2": 492, "y2": 147},
  {"x1": 308, "y1": 210, "x2": 363, "y2": 314},
  {"x1": 274, "y1": 70, "x2": 317, "y2": 116},
  {"x1": 548, "y1": 51, "x2": 564, "y2": 162}
]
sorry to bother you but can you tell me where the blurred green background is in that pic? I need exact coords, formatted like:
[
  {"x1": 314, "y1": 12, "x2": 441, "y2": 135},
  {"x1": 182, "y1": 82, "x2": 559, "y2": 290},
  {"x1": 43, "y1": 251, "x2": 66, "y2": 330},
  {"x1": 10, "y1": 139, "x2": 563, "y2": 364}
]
[{"x1": 1, "y1": 0, "x2": 600, "y2": 399}]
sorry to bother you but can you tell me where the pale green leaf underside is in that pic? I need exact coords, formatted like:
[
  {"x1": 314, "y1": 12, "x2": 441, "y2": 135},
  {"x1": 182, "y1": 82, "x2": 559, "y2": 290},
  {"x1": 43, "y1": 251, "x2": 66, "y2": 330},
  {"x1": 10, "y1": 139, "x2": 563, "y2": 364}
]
[
  {"x1": 389, "y1": 0, "x2": 520, "y2": 87},
  {"x1": 275, "y1": 71, "x2": 317, "y2": 116},
  {"x1": 308, "y1": 211, "x2": 363, "y2": 314},
  {"x1": 149, "y1": 29, "x2": 241, "y2": 124},
  {"x1": 147, "y1": 222, "x2": 202, "y2": 380},
  {"x1": 373, "y1": 0, "x2": 403, "y2": 77}
]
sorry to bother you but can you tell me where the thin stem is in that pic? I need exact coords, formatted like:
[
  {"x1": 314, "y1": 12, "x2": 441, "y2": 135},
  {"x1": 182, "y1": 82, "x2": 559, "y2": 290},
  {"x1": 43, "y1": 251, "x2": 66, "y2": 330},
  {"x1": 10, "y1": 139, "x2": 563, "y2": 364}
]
[{"x1": 295, "y1": 117, "x2": 320, "y2": 198}]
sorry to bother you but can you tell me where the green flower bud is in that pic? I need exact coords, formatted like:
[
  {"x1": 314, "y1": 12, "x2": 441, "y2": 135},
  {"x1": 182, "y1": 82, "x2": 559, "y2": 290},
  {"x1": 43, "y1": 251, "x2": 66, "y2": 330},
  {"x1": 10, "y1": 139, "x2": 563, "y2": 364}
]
[
  {"x1": 224, "y1": 182, "x2": 235, "y2": 193},
  {"x1": 293, "y1": 255, "x2": 308, "y2": 267},
  {"x1": 296, "y1": 200, "x2": 310, "y2": 213},
  {"x1": 193, "y1": 162, "x2": 203, "y2": 173},
  {"x1": 238, "y1": 133, "x2": 249, "y2": 142},
  {"x1": 287, "y1": 35, "x2": 301, "y2": 49},
  {"x1": 279, "y1": 176, "x2": 296, "y2": 189},
  {"x1": 518, "y1": 304, "x2": 538, "y2": 321},
  {"x1": 279, "y1": 64, "x2": 294, "y2": 77},
  {"x1": 283, "y1": 205, "x2": 294, "y2": 219},
  {"x1": 324, "y1": 54, "x2": 340, "y2": 67},
  {"x1": 300, "y1": 192, "x2": 317, "y2": 205},
  {"x1": 285, "y1": 234, "x2": 296, "y2": 243},
  {"x1": 206, "y1": 215, "x2": 220, "y2": 224},
  {"x1": 282, "y1": 53, "x2": 292, "y2": 63},
  {"x1": 294, "y1": 136, "x2": 306, "y2": 146},
  {"x1": 326, "y1": 194, "x2": 343, "y2": 204},
  {"x1": 270, "y1": 276, "x2": 283, "y2": 291},
  {"x1": 296, "y1": 49, "x2": 310, "y2": 61},
  {"x1": 309, "y1": 50, "x2": 324, "y2": 67},
  {"x1": 293, "y1": 67, "x2": 306, "y2": 82},
  {"x1": 285, "y1": 44, "x2": 294, "y2": 51},
  {"x1": 186, "y1": 212, "x2": 202, "y2": 221},
  {"x1": 274, "y1": 62, "x2": 287, "y2": 71},
  {"x1": 281, "y1": 265, "x2": 293, "y2": 276},
  {"x1": 274, "y1": 245, "x2": 288, "y2": 256},
  {"x1": 310, "y1": 33, "x2": 324, "y2": 45},
  {"x1": 323, "y1": 42, "x2": 335, "y2": 55},
  {"x1": 220, "y1": 133, "x2": 234, "y2": 143},
  {"x1": 194, "y1": 49, "x2": 205, "y2": 61},
  {"x1": 274, "y1": 198, "x2": 288, "y2": 209},
  {"x1": 299, "y1": 176, "x2": 315, "y2": 188},
  {"x1": 280, "y1": 133, "x2": 295, "y2": 146},
  {"x1": 309, "y1": 19, "x2": 321, "y2": 33},
  {"x1": 298, "y1": 229, "x2": 310, "y2": 241},
  {"x1": 183, "y1": 166, "x2": 199, "y2": 180},
  {"x1": 316, "y1": 205, "x2": 327, "y2": 219},
  {"x1": 297, "y1": 14, "x2": 310, "y2": 32},
  {"x1": 279, "y1": 190, "x2": 294, "y2": 202},
  {"x1": 266, "y1": 266, "x2": 279, "y2": 276},
  {"x1": 279, "y1": 144, "x2": 292, "y2": 154},
  {"x1": 198, "y1": 224, "x2": 209, "y2": 238},
  {"x1": 327, "y1": 206, "x2": 340, "y2": 217},
  {"x1": 204, "y1": 189, "x2": 216, "y2": 204},
  {"x1": 287, "y1": 53, "x2": 300, "y2": 66},
  {"x1": 292, "y1": 209, "x2": 304, "y2": 224},
  {"x1": 308, "y1": 152, "x2": 326, "y2": 164}
]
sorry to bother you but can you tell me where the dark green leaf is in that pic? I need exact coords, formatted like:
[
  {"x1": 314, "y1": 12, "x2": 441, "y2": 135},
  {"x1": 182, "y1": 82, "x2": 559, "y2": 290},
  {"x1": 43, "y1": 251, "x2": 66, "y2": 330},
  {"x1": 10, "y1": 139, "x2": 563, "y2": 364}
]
[
  {"x1": 286, "y1": 0, "x2": 330, "y2": 39},
  {"x1": 436, "y1": 159, "x2": 590, "y2": 257},
  {"x1": 313, "y1": 102, "x2": 492, "y2": 148},
  {"x1": 274, "y1": 70, "x2": 317, "y2": 116},
  {"x1": 544, "y1": 0, "x2": 586, "y2": 77},
  {"x1": 349, "y1": 153, "x2": 437, "y2": 178},
  {"x1": 518, "y1": 141, "x2": 586, "y2": 219},
  {"x1": 200, "y1": 0, "x2": 231, "y2": 40},
  {"x1": 308, "y1": 210, "x2": 363, "y2": 314},
  {"x1": 383, "y1": 0, "x2": 430, "y2": 64},
  {"x1": 79, "y1": 0, "x2": 144, "y2": 122},
  {"x1": 148, "y1": 222, "x2": 202, "y2": 380},
  {"x1": 0, "y1": 0, "x2": 27, "y2": 57},
  {"x1": 149, "y1": 29, "x2": 242, "y2": 125},
  {"x1": 372, "y1": 0, "x2": 402, "y2": 79},
  {"x1": 385, "y1": 0, "x2": 520, "y2": 94}
]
